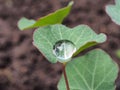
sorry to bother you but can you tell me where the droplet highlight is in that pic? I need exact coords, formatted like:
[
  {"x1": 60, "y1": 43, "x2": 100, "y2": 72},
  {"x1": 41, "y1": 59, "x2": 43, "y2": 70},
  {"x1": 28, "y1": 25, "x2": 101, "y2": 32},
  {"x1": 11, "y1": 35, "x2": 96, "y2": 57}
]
[{"x1": 53, "y1": 40, "x2": 76, "y2": 62}]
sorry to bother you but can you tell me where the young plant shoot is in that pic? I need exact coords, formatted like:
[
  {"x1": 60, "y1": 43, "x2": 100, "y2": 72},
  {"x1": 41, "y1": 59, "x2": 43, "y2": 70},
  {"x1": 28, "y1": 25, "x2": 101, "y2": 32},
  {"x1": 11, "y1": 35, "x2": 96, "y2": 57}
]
[{"x1": 18, "y1": 1, "x2": 119, "y2": 90}]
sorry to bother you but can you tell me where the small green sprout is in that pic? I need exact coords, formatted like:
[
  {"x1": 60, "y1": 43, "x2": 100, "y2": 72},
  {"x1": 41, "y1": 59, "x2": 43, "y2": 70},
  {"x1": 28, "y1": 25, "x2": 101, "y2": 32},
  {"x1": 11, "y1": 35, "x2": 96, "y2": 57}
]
[{"x1": 18, "y1": 1, "x2": 119, "y2": 90}]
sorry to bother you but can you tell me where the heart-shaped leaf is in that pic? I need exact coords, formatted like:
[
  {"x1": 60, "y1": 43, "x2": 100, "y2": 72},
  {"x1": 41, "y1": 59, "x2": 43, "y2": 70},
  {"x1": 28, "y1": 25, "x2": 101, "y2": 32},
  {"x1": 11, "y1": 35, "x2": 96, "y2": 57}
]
[
  {"x1": 18, "y1": 1, "x2": 73, "y2": 30},
  {"x1": 106, "y1": 0, "x2": 120, "y2": 25},
  {"x1": 58, "y1": 49, "x2": 118, "y2": 90},
  {"x1": 33, "y1": 24, "x2": 106, "y2": 63}
]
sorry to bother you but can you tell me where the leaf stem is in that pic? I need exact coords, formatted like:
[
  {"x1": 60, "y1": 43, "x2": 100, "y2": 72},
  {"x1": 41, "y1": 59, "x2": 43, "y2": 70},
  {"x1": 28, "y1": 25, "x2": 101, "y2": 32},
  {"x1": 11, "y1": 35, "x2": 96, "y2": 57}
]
[{"x1": 62, "y1": 63, "x2": 70, "y2": 90}]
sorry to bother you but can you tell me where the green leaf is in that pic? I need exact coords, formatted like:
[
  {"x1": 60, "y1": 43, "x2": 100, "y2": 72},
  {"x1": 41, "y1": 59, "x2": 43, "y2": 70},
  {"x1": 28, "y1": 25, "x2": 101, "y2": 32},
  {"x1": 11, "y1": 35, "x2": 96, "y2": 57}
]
[
  {"x1": 18, "y1": 1, "x2": 73, "y2": 30},
  {"x1": 106, "y1": 0, "x2": 120, "y2": 25},
  {"x1": 33, "y1": 24, "x2": 106, "y2": 63},
  {"x1": 18, "y1": 17, "x2": 36, "y2": 30},
  {"x1": 58, "y1": 49, "x2": 118, "y2": 90}
]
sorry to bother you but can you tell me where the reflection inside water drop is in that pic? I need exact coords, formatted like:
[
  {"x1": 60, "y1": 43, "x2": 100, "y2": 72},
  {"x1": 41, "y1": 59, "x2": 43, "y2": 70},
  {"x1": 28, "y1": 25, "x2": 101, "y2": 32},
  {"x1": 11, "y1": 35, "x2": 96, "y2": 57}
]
[{"x1": 53, "y1": 40, "x2": 76, "y2": 62}]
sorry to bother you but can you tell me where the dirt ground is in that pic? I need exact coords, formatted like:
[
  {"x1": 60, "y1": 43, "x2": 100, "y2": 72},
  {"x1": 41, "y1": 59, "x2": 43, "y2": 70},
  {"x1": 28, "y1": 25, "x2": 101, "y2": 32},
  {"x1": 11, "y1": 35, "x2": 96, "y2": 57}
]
[{"x1": 0, "y1": 0, "x2": 120, "y2": 90}]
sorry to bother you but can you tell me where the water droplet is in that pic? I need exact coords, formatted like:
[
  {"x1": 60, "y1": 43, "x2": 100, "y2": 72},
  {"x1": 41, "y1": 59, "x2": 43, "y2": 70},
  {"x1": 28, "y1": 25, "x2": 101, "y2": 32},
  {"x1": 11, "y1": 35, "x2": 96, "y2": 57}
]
[{"x1": 53, "y1": 40, "x2": 76, "y2": 62}]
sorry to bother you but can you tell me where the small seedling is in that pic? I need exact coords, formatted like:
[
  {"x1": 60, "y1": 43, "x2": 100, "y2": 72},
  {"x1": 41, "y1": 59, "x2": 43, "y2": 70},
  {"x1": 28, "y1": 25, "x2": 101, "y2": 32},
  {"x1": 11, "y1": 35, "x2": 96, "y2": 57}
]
[{"x1": 18, "y1": 1, "x2": 119, "y2": 90}]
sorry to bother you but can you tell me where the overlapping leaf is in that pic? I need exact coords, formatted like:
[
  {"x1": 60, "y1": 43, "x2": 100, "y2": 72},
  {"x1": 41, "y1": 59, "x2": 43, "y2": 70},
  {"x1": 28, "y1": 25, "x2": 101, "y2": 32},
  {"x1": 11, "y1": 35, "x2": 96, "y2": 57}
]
[
  {"x1": 33, "y1": 24, "x2": 106, "y2": 63},
  {"x1": 106, "y1": 0, "x2": 120, "y2": 25},
  {"x1": 58, "y1": 49, "x2": 118, "y2": 90},
  {"x1": 18, "y1": 1, "x2": 73, "y2": 30}
]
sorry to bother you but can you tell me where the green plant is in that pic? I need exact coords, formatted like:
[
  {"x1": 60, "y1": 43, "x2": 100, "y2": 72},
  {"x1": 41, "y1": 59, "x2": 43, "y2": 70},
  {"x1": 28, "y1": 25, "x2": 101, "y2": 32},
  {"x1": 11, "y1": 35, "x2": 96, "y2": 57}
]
[{"x1": 18, "y1": 1, "x2": 119, "y2": 90}]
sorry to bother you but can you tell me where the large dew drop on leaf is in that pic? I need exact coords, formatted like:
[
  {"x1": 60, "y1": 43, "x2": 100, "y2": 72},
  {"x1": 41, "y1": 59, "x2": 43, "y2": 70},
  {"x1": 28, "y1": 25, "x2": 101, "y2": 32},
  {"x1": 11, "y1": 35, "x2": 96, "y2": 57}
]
[
  {"x1": 53, "y1": 40, "x2": 76, "y2": 62},
  {"x1": 33, "y1": 24, "x2": 106, "y2": 63}
]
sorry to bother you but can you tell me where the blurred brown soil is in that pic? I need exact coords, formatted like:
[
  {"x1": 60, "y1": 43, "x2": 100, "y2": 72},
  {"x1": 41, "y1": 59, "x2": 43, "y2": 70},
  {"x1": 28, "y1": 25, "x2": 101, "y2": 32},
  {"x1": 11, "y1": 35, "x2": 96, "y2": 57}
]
[{"x1": 0, "y1": 0, "x2": 120, "y2": 90}]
